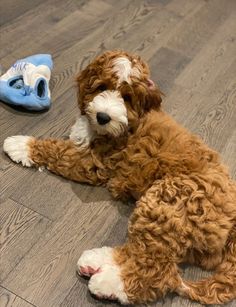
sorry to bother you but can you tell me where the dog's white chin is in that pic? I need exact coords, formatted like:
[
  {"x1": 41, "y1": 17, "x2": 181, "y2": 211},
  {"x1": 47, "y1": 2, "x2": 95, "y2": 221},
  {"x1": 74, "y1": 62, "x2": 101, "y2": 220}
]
[{"x1": 86, "y1": 90, "x2": 128, "y2": 137}]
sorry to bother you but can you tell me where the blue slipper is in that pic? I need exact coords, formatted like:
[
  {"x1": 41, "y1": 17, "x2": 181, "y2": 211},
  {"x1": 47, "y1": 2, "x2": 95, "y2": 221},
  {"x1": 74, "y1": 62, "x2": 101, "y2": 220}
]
[{"x1": 0, "y1": 54, "x2": 53, "y2": 111}]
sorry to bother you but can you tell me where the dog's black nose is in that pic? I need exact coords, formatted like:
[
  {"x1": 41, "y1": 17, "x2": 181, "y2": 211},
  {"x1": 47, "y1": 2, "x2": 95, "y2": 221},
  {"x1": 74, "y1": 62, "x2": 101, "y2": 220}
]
[{"x1": 96, "y1": 112, "x2": 111, "y2": 125}]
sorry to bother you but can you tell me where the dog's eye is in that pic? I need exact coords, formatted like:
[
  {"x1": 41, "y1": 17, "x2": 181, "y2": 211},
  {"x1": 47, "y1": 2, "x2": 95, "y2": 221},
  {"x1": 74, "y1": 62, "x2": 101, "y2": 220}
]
[
  {"x1": 122, "y1": 94, "x2": 132, "y2": 103},
  {"x1": 96, "y1": 84, "x2": 107, "y2": 92}
]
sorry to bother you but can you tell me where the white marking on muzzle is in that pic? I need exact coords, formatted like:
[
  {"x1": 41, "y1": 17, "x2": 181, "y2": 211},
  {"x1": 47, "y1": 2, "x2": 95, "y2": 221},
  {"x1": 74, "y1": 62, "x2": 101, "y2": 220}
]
[{"x1": 86, "y1": 90, "x2": 128, "y2": 137}]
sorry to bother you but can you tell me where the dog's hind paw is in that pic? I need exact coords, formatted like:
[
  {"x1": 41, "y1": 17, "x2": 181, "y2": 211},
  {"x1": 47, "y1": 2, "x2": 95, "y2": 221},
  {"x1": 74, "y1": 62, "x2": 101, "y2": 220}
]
[
  {"x1": 88, "y1": 263, "x2": 129, "y2": 304},
  {"x1": 77, "y1": 247, "x2": 129, "y2": 304},
  {"x1": 77, "y1": 247, "x2": 113, "y2": 277}
]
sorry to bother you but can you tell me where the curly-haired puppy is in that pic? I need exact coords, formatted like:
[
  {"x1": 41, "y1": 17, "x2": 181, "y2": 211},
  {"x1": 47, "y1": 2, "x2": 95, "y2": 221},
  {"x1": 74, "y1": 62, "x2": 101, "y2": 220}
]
[{"x1": 3, "y1": 50, "x2": 236, "y2": 305}]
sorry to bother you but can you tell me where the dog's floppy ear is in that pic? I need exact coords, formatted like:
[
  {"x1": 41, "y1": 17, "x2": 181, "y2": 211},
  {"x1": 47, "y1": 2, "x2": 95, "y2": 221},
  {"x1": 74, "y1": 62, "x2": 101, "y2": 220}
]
[
  {"x1": 133, "y1": 79, "x2": 163, "y2": 115},
  {"x1": 143, "y1": 79, "x2": 163, "y2": 111},
  {"x1": 75, "y1": 65, "x2": 94, "y2": 115},
  {"x1": 76, "y1": 69, "x2": 85, "y2": 114}
]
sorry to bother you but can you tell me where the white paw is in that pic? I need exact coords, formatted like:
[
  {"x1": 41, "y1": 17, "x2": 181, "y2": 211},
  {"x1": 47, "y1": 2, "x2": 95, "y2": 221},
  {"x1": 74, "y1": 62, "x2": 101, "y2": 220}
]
[
  {"x1": 69, "y1": 116, "x2": 94, "y2": 146},
  {"x1": 3, "y1": 136, "x2": 34, "y2": 167},
  {"x1": 77, "y1": 247, "x2": 128, "y2": 304},
  {"x1": 88, "y1": 264, "x2": 129, "y2": 304}
]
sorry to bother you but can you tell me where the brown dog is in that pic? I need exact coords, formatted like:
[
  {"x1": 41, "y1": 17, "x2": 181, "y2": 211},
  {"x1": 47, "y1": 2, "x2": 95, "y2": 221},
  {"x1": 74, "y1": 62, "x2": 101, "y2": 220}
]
[{"x1": 3, "y1": 50, "x2": 236, "y2": 305}]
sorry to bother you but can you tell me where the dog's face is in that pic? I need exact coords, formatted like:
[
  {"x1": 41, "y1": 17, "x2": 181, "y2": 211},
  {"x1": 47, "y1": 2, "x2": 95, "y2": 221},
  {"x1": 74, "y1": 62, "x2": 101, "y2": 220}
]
[{"x1": 76, "y1": 50, "x2": 162, "y2": 137}]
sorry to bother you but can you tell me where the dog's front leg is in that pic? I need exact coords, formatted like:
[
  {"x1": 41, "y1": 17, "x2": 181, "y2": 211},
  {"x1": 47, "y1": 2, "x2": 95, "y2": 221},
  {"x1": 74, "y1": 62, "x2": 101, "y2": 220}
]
[{"x1": 3, "y1": 136, "x2": 101, "y2": 184}]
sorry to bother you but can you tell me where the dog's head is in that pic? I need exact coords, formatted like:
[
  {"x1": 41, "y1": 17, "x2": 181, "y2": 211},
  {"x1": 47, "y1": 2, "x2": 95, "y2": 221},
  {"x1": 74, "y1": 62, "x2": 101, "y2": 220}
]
[{"x1": 76, "y1": 50, "x2": 162, "y2": 137}]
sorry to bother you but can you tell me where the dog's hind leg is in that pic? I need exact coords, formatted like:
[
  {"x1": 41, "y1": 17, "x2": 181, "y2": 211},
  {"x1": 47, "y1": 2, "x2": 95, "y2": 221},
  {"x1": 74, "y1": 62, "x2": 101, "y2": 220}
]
[
  {"x1": 3, "y1": 136, "x2": 102, "y2": 185},
  {"x1": 184, "y1": 249, "x2": 223, "y2": 271},
  {"x1": 77, "y1": 181, "x2": 188, "y2": 304},
  {"x1": 177, "y1": 225, "x2": 236, "y2": 305},
  {"x1": 77, "y1": 242, "x2": 182, "y2": 305}
]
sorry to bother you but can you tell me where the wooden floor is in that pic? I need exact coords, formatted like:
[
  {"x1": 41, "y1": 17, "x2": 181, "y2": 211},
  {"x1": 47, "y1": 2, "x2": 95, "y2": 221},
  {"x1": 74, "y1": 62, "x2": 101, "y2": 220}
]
[{"x1": 0, "y1": 0, "x2": 236, "y2": 306}]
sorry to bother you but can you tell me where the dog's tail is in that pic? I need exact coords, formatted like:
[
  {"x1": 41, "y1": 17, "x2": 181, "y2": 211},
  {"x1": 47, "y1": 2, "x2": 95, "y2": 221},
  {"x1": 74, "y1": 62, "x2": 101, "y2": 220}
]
[{"x1": 177, "y1": 226, "x2": 236, "y2": 305}]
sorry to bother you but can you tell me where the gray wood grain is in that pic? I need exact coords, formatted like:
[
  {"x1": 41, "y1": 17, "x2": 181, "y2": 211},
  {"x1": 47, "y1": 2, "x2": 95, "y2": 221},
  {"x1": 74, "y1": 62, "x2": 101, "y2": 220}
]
[
  {"x1": 176, "y1": 13, "x2": 236, "y2": 94},
  {"x1": 2, "y1": 198, "x2": 122, "y2": 306},
  {"x1": 0, "y1": 0, "x2": 236, "y2": 306},
  {"x1": 149, "y1": 47, "x2": 191, "y2": 93},
  {"x1": 0, "y1": 199, "x2": 50, "y2": 282},
  {"x1": 0, "y1": 0, "x2": 43, "y2": 27},
  {"x1": 166, "y1": 0, "x2": 235, "y2": 57},
  {"x1": 0, "y1": 286, "x2": 35, "y2": 307}
]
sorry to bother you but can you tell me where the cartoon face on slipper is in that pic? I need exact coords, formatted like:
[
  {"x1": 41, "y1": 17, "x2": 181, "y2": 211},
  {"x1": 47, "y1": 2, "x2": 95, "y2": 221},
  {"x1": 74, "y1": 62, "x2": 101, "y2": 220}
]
[
  {"x1": 0, "y1": 54, "x2": 53, "y2": 111},
  {"x1": 76, "y1": 50, "x2": 162, "y2": 137}
]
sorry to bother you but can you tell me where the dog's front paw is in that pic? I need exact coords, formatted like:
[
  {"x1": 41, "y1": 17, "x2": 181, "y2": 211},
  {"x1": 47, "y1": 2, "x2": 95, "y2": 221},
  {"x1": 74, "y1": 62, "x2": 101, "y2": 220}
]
[
  {"x1": 69, "y1": 116, "x2": 94, "y2": 146},
  {"x1": 3, "y1": 136, "x2": 34, "y2": 167}
]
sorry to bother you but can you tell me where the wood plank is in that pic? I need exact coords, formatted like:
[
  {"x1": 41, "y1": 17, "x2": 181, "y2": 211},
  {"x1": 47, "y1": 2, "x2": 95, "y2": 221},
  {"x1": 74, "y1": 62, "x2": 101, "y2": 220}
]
[
  {"x1": 0, "y1": 0, "x2": 42, "y2": 26},
  {"x1": 59, "y1": 279, "x2": 118, "y2": 307},
  {"x1": 117, "y1": 7, "x2": 181, "y2": 59},
  {"x1": 0, "y1": 165, "x2": 35, "y2": 203},
  {"x1": 0, "y1": 286, "x2": 35, "y2": 307},
  {"x1": 132, "y1": 0, "x2": 205, "y2": 61},
  {"x1": 166, "y1": 0, "x2": 235, "y2": 57},
  {"x1": 175, "y1": 13, "x2": 236, "y2": 94},
  {"x1": 0, "y1": 0, "x2": 125, "y2": 65},
  {"x1": 162, "y1": 58, "x2": 236, "y2": 154},
  {"x1": 166, "y1": 0, "x2": 204, "y2": 17},
  {"x1": 2, "y1": 197, "x2": 122, "y2": 307},
  {"x1": 164, "y1": 87, "x2": 236, "y2": 155},
  {"x1": 4, "y1": 169, "x2": 113, "y2": 220},
  {"x1": 0, "y1": 0, "x2": 112, "y2": 62},
  {"x1": 149, "y1": 47, "x2": 191, "y2": 93},
  {"x1": 0, "y1": 199, "x2": 50, "y2": 282}
]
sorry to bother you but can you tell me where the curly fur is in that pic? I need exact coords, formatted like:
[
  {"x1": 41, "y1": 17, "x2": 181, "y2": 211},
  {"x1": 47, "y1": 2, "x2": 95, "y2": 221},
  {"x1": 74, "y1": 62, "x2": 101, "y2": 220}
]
[{"x1": 4, "y1": 50, "x2": 236, "y2": 305}]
